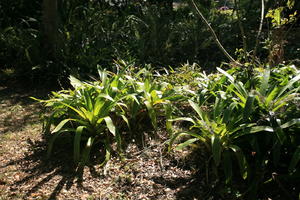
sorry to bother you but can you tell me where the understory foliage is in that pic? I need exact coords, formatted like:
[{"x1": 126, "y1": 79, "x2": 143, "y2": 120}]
[
  {"x1": 35, "y1": 62, "x2": 300, "y2": 199},
  {"x1": 169, "y1": 64, "x2": 300, "y2": 198},
  {"x1": 1, "y1": 0, "x2": 299, "y2": 82},
  {"x1": 34, "y1": 62, "x2": 183, "y2": 167},
  {"x1": 3, "y1": 0, "x2": 300, "y2": 199}
]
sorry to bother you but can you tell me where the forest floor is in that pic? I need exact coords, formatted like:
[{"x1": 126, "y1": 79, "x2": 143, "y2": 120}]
[{"x1": 0, "y1": 83, "x2": 210, "y2": 200}]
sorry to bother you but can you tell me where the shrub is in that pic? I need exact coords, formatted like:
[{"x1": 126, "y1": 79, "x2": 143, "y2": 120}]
[
  {"x1": 33, "y1": 66, "x2": 184, "y2": 166},
  {"x1": 169, "y1": 64, "x2": 300, "y2": 197}
]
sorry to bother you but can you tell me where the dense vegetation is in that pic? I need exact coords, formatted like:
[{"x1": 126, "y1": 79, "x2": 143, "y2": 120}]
[{"x1": 1, "y1": 0, "x2": 300, "y2": 199}]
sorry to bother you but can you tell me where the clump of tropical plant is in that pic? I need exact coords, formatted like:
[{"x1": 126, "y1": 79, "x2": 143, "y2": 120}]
[
  {"x1": 169, "y1": 64, "x2": 300, "y2": 198},
  {"x1": 33, "y1": 65, "x2": 184, "y2": 167}
]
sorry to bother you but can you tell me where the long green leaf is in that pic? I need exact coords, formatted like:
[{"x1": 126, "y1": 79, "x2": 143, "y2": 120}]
[
  {"x1": 104, "y1": 116, "x2": 116, "y2": 136},
  {"x1": 59, "y1": 102, "x2": 86, "y2": 120},
  {"x1": 188, "y1": 100, "x2": 204, "y2": 121},
  {"x1": 217, "y1": 67, "x2": 234, "y2": 83},
  {"x1": 266, "y1": 87, "x2": 279, "y2": 107},
  {"x1": 249, "y1": 125, "x2": 274, "y2": 133},
  {"x1": 83, "y1": 89, "x2": 93, "y2": 112},
  {"x1": 168, "y1": 117, "x2": 195, "y2": 123},
  {"x1": 259, "y1": 69, "x2": 270, "y2": 96},
  {"x1": 175, "y1": 138, "x2": 199, "y2": 150},
  {"x1": 74, "y1": 126, "x2": 85, "y2": 163},
  {"x1": 144, "y1": 100, "x2": 157, "y2": 129},
  {"x1": 81, "y1": 137, "x2": 95, "y2": 166},
  {"x1": 281, "y1": 118, "x2": 300, "y2": 129},
  {"x1": 223, "y1": 150, "x2": 232, "y2": 184},
  {"x1": 229, "y1": 145, "x2": 248, "y2": 179},
  {"x1": 277, "y1": 73, "x2": 300, "y2": 98},
  {"x1": 52, "y1": 119, "x2": 73, "y2": 133},
  {"x1": 69, "y1": 75, "x2": 83, "y2": 89},
  {"x1": 243, "y1": 95, "x2": 255, "y2": 121},
  {"x1": 212, "y1": 134, "x2": 222, "y2": 166}
]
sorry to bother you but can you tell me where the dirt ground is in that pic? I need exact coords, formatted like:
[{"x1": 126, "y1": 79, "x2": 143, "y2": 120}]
[{"x1": 0, "y1": 85, "x2": 210, "y2": 200}]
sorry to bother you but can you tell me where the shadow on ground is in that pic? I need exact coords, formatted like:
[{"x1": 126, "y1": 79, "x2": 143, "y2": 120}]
[
  {"x1": 0, "y1": 84, "x2": 51, "y2": 135},
  {"x1": 0, "y1": 136, "x2": 103, "y2": 199}
]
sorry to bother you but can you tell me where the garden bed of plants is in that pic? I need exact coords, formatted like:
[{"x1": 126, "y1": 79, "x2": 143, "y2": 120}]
[{"x1": 3, "y1": 61, "x2": 297, "y2": 199}]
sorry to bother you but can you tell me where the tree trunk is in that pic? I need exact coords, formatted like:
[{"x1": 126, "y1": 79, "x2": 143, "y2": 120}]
[{"x1": 42, "y1": 0, "x2": 58, "y2": 59}]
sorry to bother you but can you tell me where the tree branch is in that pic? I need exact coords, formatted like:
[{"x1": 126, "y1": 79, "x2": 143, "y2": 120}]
[{"x1": 190, "y1": 0, "x2": 241, "y2": 66}]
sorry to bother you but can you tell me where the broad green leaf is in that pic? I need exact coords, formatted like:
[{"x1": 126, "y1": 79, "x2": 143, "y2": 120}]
[
  {"x1": 59, "y1": 102, "x2": 86, "y2": 120},
  {"x1": 144, "y1": 78, "x2": 150, "y2": 93},
  {"x1": 165, "y1": 104, "x2": 173, "y2": 135},
  {"x1": 273, "y1": 93, "x2": 297, "y2": 112},
  {"x1": 120, "y1": 114, "x2": 131, "y2": 130},
  {"x1": 287, "y1": 0, "x2": 295, "y2": 9},
  {"x1": 168, "y1": 132, "x2": 208, "y2": 151},
  {"x1": 175, "y1": 138, "x2": 199, "y2": 150},
  {"x1": 93, "y1": 97, "x2": 105, "y2": 117},
  {"x1": 223, "y1": 102, "x2": 237, "y2": 124},
  {"x1": 74, "y1": 126, "x2": 85, "y2": 163},
  {"x1": 169, "y1": 132, "x2": 186, "y2": 151},
  {"x1": 51, "y1": 119, "x2": 73, "y2": 133},
  {"x1": 281, "y1": 118, "x2": 300, "y2": 129},
  {"x1": 266, "y1": 87, "x2": 279, "y2": 107},
  {"x1": 277, "y1": 73, "x2": 300, "y2": 98},
  {"x1": 223, "y1": 150, "x2": 232, "y2": 184},
  {"x1": 69, "y1": 76, "x2": 83, "y2": 89},
  {"x1": 243, "y1": 95, "x2": 255, "y2": 121},
  {"x1": 217, "y1": 68, "x2": 248, "y2": 98},
  {"x1": 271, "y1": 117, "x2": 285, "y2": 144},
  {"x1": 99, "y1": 70, "x2": 108, "y2": 85},
  {"x1": 212, "y1": 134, "x2": 222, "y2": 166},
  {"x1": 213, "y1": 97, "x2": 222, "y2": 119},
  {"x1": 104, "y1": 116, "x2": 116, "y2": 136},
  {"x1": 232, "y1": 88, "x2": 246, "y2": 103},
  {"x1": 79, "y1": 107, "x2": 93, "y2": 122},
  {"x1": 144, "y1": 100, "x2": 157, "y2": 129},
  {"x1": 229, "y1": 145, "x2": 248, "y2": 179},
  {"x1": 249, "y1": 125, "x2": 274, "y2": 133},
  {"x1": 259, "y1": 69, "x2": 270, "y2": 96},
  {"x1": 97, "y1": 93, "x2": 114, "y2": 102},
  {"x1": 83, "y1": 89, "x2": 93, "y2": 112},
  {"x1": 150, "y1": 90, "x2": 160, "y2": 102},
  {"x1": 81, "y1": 137, "x2": 95, "y2": 166},
  {"x1": 188, "y1": 100, "x2": 204, "y2": 121},
  {"x1": 168, "y1": 117, "x2": 195, "y2": 123},
  {"x1": 274, "y1": 8, "x2": 281, "y2": 26},
  {"x1": 217, "y1": 67, "x2": 234, "y2": 82}
]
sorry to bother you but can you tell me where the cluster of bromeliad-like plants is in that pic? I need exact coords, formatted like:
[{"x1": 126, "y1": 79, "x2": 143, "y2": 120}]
[
  {"x1": 168, "y1": 64, "x2": 300, "y2": 196},
  {"x1": 33, "y1": 62, "x2": 184, "y2": 167},
  {"x1": 34, "y1": 62, "x2": 300, "y2": 197}
]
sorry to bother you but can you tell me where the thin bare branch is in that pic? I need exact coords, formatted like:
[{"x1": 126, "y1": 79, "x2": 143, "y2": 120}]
[
  {"x1": 252, "y1": 0, "x2": 265, "y2": 62},
  {"x1": 190, "y1": 0, "x2": 241, "y2": 66}
]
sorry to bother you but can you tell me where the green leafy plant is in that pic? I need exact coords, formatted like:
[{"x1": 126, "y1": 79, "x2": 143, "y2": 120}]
[
  {"x1": 33, "y1": 66, "x2": 184, "y2": 166},
  {"x1": 169, "y1": 64, "x2": 300, "y2": 197},
  {"x1": 33, "y1": 71, "x2": 133, "y2": 166}
]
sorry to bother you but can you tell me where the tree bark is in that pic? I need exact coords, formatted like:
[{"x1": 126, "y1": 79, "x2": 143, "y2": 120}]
[{"x1": 42, "y1": 0, "x2": 58, "y2": 59}]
